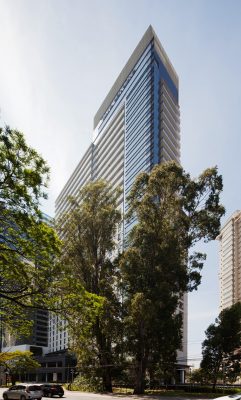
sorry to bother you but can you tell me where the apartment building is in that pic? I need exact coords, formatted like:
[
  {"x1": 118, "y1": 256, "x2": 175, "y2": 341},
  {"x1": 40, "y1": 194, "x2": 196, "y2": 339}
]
[
  {"x1": 53, "y1": 25, "x2": 187, "y2": 381},
  {"x1": 217, "y1": 210, "x2": 241, "y2": 311}
]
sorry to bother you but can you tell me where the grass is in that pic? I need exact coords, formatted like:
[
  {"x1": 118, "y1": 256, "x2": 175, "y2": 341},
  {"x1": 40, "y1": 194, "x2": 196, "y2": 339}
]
[{"x1": 112, "y1": 388, "x2": 241, "y2": 398}]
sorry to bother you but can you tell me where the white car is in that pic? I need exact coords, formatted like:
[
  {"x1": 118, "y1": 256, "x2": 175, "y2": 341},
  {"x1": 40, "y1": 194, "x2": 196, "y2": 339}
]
[
  {"x1": 214, "y1": 396, "x2": 241, "y2": 400},
  {"x1": 3, "y1": 385, "x2": 43, "y2": 400}
]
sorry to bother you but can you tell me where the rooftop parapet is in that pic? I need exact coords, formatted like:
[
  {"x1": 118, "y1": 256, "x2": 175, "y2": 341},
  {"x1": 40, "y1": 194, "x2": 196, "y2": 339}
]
[{"x1": 94, "y1": 25, "x2": 178, "y2": 129}]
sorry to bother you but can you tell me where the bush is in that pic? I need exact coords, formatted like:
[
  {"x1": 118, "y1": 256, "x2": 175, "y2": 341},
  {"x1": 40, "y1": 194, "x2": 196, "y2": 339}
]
[
  {"x1": 70, "y1": 374, "x2": 104, "y2": 392},
  {"x1": 184, "y1": 385, "x2": 241, "y2": 394}
]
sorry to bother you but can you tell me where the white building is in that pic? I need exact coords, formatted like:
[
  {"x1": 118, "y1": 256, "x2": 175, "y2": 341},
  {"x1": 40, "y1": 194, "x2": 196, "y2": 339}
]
[{"x1": 217, "y1": 210, "x2": 241, "y2": 311}]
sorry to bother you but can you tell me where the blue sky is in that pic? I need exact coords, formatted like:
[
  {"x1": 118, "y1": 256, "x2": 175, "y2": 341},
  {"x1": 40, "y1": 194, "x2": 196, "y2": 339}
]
[{"x1": 1, "y1": 0, "x2": 241, "y2": 368}]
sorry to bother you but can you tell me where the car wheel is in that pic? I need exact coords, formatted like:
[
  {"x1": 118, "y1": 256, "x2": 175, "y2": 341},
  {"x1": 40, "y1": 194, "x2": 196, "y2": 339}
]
[
  {"x1": 3, "y1": 394, "x2": 8, "y2": 400},
  {"x1": 20, "y1": 396, "x2": 26, "y2": 400},
  {"x1": 59, "y1": 396, "x2": 63, "y2": 398}
]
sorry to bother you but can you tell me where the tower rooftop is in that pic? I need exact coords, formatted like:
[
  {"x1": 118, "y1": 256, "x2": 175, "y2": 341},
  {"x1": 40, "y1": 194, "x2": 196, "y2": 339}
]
[{"x1": 94, "y1": 25, "x2": 178, "y2": 129}]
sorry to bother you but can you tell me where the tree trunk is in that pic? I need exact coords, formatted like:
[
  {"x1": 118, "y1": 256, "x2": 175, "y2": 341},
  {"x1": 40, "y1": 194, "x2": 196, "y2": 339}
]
[
  {"x1": 133, "y1": 348, "x2": 149, "y2": 395},
  {"x1": 11, "y1": 375, "x2": 16, "y2": 385},
  {"x1": 102, "y1": 367, "x2": 112, "y2": 392},
  {"x1": 133, "y1": 358, "x2": 147, "y2": 394},
  {"x1": 149, "y1": 367, "x2": 154, "y2": 389},
  {"x1": 212, "y1": 365, "x2": 221, "y2": 392},
  {"x1": 212, "y1": 376, "x2": 217, "y2": 392},
  {"x1": 95, "y1": 318, "x2": 113, "y2": 392},
  {"x1": 133, "y1": 321, "x2": 149, "y2": 394}
]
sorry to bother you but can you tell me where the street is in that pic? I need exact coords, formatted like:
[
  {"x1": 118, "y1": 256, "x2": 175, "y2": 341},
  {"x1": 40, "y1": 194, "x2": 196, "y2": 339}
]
[{"x1": 0, "y1": 387, "x2": 211, "y2": 400}]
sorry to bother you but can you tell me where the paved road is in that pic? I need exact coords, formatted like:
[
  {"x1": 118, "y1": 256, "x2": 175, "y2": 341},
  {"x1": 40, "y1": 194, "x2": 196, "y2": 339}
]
[{"x1": 0, "y1": 387, "x2": 210, "y2": 400}]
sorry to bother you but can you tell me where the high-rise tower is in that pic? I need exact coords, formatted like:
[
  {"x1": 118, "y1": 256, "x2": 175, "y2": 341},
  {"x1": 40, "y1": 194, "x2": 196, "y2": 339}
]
[
  {"x1": 56, "y1": 26, "x2": 180, "y2": 225},
  {"x1": 54, "y1": 26, "x2": 186, "y2": 380},
  {"x1": 217, "y1": 210, "x2": 241, "y2": 311}
]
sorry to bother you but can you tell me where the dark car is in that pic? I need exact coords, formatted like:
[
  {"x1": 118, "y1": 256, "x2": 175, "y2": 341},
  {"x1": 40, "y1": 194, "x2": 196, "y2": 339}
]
[{"x1": 40, "y1": 385, "x2": 64, "y2": 398}]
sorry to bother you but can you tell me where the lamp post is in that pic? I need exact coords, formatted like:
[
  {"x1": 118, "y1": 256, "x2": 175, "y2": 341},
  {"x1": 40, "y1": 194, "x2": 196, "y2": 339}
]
[{"x1": 70, "y1": 368, "x2": 74, "y2": 386}]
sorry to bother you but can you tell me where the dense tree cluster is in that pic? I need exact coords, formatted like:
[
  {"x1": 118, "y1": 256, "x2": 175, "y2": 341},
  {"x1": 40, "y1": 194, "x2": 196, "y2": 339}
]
[
  {"x1": 0, "y1": 126, "x2": 61, "y2": 336},
  {"x1": 59, "y1": 162, "x2": 224, "y2": 393},
  {"x1": 57, "y1": 181, "x2": 122, "y2": 392},
  {"x1": 1, "y1": 125, "x2": 225, "y2": 393},
  {"x1": 120, "y1": 162, "x2": 224, "y2": 393},
  {"x1": 200, "y1": 302, "x2": 241, "y2": 388}
]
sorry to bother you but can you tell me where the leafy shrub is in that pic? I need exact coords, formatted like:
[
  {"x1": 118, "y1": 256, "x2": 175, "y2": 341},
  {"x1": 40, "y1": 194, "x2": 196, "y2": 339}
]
[{"x1": 71, "y1": 374, "x2": 104, "y2": 392}]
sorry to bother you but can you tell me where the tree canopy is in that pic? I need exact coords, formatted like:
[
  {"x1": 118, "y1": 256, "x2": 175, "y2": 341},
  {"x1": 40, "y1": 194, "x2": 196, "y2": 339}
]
[
  {"x1": 57, "y1": 180, "x2": 122, "y2": 392},
  {"x1": 0, "y1": 350, "x2": 40, "y2": 385},
  {"x1": 201, "y1": 302, "x2": 241, "y2": 388},
  {"x1": 0, "y1": 126, "x2": 61, "y2": 336},
  {"x1": 120, "y1": 161, "x2": 225, "y2": 394},
  {"x1": 0, "y1": 126, "x2": 49, "y2": 213}
]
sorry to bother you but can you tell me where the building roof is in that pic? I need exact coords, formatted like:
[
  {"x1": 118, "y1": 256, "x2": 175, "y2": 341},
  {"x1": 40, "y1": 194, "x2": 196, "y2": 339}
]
[
  {"x1": 216, "y1": 209, "x2": 241, "y2": 240},
  {"x1": 94, "y1": 25, "x2": 178, "y2": 129}
]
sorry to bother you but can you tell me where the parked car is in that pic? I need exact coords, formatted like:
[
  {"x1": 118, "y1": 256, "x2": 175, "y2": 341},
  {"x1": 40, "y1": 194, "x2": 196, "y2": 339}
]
[
  {"x1": 214, "y1": 396, "x2": 241, "y2": 400},
  {"x1": 40, "y1": 385, "x2": 64, "y2": 398},
  {"x1": 3, "y1": 385, "x2": 43, "y2": 400}
]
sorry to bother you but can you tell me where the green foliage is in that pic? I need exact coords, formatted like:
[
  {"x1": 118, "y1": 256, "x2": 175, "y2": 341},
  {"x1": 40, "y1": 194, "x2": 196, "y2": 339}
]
[
  {"x1": 120, "y1": 161, "x2": 224, "y2": 394},
  {"x1": 6, "y1": 350, "x2": 40, "y2": 372},
  {"x1": 71, "y1": 374, "x2": 104, "y2": 392},
  {"x1": 0, "y1": 126, "x2": 61, "y2": 336},
  {"x1": 0, "y1": 350, "x2": 40, "y2": 385},
  {"x1": 58, "y1": 180, "x2": 122, "y2": 392},
  {"x1": 201, "y1": 302, "x2": 241, "y2": 388},
  {"x1": 0, "y1": 126, "x2": 49, "y2": 213},
  {"x1": 0, "y1": 350, "x2": 25, "y2": 364},
  {"x1": 189, "y1": 368, "x2": 208, "y2": 384}
]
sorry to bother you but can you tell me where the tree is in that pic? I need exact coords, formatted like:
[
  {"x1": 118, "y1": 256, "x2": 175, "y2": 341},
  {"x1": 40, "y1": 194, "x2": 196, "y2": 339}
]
[
  {"x1": 57, "y1": 180, "x2": 122, "y2": 392},
  {"x1": 201, "y1": 302, "x2": 241, "y2": 389},
  {"x1": 189, "y1": 368, "x2": 208, "y2": 384},
  {"x1": 0, "y1": 350, "x2": 40, "y2": 385},
  {"x1": 120, "y1": 161, "x2": 225, "y2": 394},
  {"x1": 0, "y1": 126, "x2": 61, "y2": 336}
]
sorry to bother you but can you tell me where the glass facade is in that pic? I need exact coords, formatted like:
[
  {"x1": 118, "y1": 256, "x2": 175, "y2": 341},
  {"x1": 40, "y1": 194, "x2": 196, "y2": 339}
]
[
  {"x1": 91, "y1": 33, "x2": 180, "y2": 237},
  {"x1": 55, "y1": 26, "x2": 185, "y2": 370}
]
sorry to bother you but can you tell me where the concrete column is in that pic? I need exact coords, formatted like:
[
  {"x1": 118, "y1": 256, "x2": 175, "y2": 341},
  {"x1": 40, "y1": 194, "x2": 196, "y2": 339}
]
[{"x1": 180, "y1": 369, "x2": 185, "y2": 384}]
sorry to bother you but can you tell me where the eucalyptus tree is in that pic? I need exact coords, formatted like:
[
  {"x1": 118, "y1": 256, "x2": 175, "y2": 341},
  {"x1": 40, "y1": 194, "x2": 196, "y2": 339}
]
[
  {"x1": 58, "y1": 180, "x2": 122, "y2": 392},
  {"x1": 120, "y1": 161, "x2": 225, "y2": 394}
]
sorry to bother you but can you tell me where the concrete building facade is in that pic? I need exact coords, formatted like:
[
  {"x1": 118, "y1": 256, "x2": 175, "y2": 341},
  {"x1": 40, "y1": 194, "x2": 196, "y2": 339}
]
[{"x1": 217, "y1": 210, "x2": 241, "y2": 311}]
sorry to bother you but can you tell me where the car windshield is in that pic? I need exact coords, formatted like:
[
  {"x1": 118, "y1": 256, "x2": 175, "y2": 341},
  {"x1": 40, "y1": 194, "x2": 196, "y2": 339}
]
[{"x1": 28, "y1": 386, "x2": 41, "y2": 391}]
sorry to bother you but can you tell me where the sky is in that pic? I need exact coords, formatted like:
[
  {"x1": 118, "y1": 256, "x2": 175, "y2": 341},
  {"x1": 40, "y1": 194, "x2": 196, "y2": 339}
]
[{"x1": 1, "y1": 0, "x2": 241, "y2": 369}]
